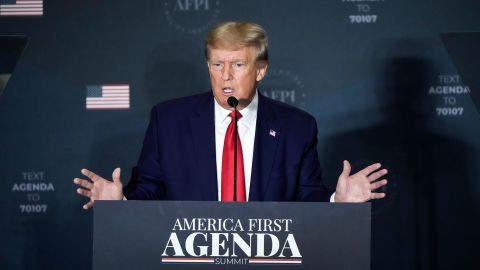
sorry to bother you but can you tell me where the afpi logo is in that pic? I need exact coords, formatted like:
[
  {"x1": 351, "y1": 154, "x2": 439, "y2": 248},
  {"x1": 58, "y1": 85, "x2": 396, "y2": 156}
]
[
  {"x1": 161, "y1": 218, "x2": 303, "y2": 266},
  {"x1": 262, "y1": 68, "x2": 307, "y2": 109},
  {"x1": 164, "y1": 0, "x2": 221, "y2": 34}
]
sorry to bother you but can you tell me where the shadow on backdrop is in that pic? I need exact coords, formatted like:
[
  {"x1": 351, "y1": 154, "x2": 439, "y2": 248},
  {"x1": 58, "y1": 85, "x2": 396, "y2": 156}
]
[{"x1": 322, "y1": 39, "x2": 476, "y2": 270}]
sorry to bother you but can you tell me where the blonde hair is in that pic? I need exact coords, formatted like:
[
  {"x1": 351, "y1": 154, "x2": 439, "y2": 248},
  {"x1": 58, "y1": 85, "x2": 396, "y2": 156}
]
[{"x1": 205, "y1": 21, "x2": 269, "y2": 66}]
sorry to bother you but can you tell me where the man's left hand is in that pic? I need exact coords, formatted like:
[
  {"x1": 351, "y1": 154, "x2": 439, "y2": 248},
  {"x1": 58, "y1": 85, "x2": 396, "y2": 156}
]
[{"x1": 334, "y1": 160, "x2": 388, "y2": 202}]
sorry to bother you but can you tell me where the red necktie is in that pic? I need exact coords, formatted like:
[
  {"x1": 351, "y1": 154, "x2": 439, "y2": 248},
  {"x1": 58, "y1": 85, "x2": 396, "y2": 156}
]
[{"x1": 221, "y1": 110, "x2": 246, "y2": 202}]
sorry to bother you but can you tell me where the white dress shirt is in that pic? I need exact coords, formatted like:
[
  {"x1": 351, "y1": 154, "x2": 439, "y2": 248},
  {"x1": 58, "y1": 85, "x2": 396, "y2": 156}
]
[{"x1": 214, "y1": 91, "x2": 258, "y2": 201}]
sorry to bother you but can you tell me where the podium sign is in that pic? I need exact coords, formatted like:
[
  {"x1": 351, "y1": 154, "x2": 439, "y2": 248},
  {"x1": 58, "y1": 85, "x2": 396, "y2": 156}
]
[{"x1": 93, "y1": 201, "x2": 370, "y2": 270}]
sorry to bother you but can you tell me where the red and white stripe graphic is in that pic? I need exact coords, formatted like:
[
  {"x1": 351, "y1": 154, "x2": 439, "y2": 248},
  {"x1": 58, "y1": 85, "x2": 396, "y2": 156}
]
[
  {"x1": 0, "y1": 0, "x2": 43, "y2": 16},
  {"x1": 161, "y1": 257, "x2": 302, "y2": 265},
  {"x1": 86, "y1": 84, "x2": 130, "y2": 110},
  {"x1": 161, "y1": 257, "x2": 215, "y2": 264},
  {"x1": 248, "y1": 258, "x2": 303, "y2": 264}
]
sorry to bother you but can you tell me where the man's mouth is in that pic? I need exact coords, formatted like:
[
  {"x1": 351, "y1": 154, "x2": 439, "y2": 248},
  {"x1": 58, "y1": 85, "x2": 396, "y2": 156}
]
[{"x1": 222, "y1": 87, "x2": 234, "y2": 95}]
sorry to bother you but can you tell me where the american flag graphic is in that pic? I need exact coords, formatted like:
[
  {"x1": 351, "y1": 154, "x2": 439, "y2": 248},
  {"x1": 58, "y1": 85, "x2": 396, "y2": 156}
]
[
  {"x1": 86, "y1": 84, "x2": 130, "y2": 110},
  {"x1": 0, "y1": 0, "x2": 43, "y2": 16}
]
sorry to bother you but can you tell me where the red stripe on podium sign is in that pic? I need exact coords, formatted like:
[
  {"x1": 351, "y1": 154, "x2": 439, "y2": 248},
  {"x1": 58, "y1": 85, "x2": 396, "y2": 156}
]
[
  {"x1": 0, "y1": 0, "x2": 43, "y2": 16},
  {"x1": 161, "y1": 258, "x2": 215, "y2": 264},
  {"x1": 86, "y1": 84, "x2": 130, "y2": 110},
  {"x1": 249, "y1": 258, "x2": 303, "y2": 264}
]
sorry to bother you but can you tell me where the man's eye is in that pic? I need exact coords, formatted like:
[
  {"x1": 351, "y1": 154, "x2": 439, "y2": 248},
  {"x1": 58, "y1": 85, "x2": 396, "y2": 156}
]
[{"x1": 234, "y1": 63, "x2": 245, "y2": 68}]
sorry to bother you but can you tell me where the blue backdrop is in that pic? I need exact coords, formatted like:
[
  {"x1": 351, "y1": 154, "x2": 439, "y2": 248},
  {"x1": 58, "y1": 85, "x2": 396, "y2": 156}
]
[{"x1": 1, "y1": 0, "x2": 479, "y2": 269}]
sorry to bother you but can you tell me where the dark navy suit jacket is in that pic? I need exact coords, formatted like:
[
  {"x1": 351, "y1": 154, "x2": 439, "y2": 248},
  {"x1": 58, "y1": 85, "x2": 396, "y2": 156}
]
[{"x1": 124, "y1": 91, "x2": 331, "y2": 201}]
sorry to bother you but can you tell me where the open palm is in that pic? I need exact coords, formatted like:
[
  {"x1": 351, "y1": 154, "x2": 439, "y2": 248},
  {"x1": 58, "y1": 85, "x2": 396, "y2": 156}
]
[
  {"x1": 73, "y1": 168, "x2": 124, "y2": 209},
  {"x1": 334, "y1": 160, "x2": 388, "y2": 202}
]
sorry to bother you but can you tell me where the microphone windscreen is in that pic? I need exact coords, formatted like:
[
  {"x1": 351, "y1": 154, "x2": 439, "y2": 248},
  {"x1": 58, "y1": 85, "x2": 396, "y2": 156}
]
[{"x1": 227, "y1": 96, "x2": 239, "y2": 108}]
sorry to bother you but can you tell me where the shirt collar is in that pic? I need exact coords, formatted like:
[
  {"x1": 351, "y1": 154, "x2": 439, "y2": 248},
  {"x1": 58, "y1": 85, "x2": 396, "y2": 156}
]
[{"x1": 214, "y1": 90, "x2": 258, "y2": 128}]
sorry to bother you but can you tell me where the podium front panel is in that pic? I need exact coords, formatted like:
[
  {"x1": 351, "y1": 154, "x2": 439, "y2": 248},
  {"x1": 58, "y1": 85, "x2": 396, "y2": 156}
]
[{"x1": 93, "y1": 201, "x2": 370, "y2": 270}]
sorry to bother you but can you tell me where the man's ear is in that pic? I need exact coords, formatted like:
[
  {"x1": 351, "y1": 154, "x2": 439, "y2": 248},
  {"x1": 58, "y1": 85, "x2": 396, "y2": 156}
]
[{"x1": 256, "y1": 63, "x2": 268, "y2": 82}]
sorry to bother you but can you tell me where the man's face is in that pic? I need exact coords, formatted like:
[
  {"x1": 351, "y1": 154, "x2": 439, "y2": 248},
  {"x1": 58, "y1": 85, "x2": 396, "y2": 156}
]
[{"x1": 208, "y1": 46, "x2": 267, "y2": 110}]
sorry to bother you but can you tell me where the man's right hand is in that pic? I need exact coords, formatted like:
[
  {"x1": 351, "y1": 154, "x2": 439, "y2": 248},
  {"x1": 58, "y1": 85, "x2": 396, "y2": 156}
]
[{"x1": 73, "y1": 168, "x2": 124, "y2": 210}]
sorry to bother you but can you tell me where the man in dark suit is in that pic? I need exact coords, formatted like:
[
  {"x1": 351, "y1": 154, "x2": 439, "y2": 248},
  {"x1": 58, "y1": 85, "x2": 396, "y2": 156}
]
[{"x1": 74, "y1": 21, "x2": 388, "y2": 208}]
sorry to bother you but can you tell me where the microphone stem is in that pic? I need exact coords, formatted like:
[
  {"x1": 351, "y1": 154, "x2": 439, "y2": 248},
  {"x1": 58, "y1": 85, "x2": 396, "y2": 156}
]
[{"x1": 233, "y1": 106, "x2": 237, "y2": 202}]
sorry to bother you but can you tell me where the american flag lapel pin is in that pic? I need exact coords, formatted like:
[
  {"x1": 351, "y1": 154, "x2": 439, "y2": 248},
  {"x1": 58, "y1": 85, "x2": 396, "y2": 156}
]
[{"x1": 269, "y1": 129, "x2": 276, "y2": 137}]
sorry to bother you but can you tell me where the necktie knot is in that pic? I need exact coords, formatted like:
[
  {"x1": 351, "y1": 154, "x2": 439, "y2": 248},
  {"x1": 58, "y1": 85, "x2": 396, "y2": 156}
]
[{"x1": 228, "y1": 110, "x2": 242, "y2": 121}]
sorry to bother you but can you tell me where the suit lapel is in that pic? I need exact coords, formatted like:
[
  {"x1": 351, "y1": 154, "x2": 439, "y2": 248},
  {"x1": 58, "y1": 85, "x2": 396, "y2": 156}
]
[
  {"x1": 249, "y1": 94, "x2": 280, "y2": 201},
  {"x1": 189, "y1": 93, "x2": 218, "y2": 201}
]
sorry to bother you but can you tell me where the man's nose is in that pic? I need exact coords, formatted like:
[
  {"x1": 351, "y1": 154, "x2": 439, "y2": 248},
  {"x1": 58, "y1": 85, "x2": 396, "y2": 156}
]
[{"x1": 221, "y1": 64, "x2": 233, "y2": 81}]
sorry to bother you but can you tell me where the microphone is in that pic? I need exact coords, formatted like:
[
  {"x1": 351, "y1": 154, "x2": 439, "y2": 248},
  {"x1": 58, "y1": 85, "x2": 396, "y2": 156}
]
[
  {"x1": 227, "y1": 96, "x2": 239, "y2": 201},
  {"x1": 227, "y1": 96, "x2": 239, "y2": 107}
]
